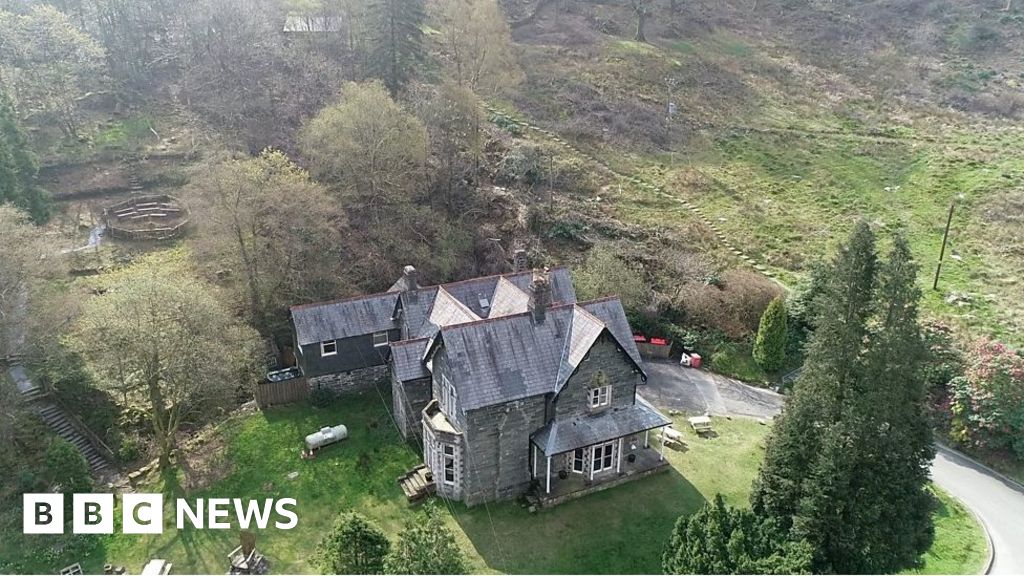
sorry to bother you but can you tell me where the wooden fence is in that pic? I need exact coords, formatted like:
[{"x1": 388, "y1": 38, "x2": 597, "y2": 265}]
[{"x1": 255, "y1": 377, "x2": 308, "y2": 408}]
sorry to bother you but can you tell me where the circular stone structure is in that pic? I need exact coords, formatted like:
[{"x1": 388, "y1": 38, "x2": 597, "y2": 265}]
[{"x1": 103, "y1": 194, "x2": 189, "y2": 241}]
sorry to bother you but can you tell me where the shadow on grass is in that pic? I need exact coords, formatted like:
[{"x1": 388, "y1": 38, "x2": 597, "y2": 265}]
[{"x1": 453, "y1": 467, "x2": 704, "y2": 574}]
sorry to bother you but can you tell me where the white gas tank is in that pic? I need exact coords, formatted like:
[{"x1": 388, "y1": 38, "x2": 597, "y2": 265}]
[{"x1": 305, "y1": 424, "x2": 348, "y2": 450}]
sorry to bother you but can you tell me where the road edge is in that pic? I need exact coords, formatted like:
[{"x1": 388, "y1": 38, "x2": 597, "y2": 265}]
[{"x1": 933, "y1": 444, "x2": 1000, "y2": 575}]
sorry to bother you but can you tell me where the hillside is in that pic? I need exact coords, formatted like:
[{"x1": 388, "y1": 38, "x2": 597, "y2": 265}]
[{"x1": 501, "y1": 0, "x2": 1024, "y2": 345}]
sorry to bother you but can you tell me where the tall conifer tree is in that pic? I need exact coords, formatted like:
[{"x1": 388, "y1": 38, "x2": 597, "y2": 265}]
[
  {"x1": 751, "y1": 222, "x2": 934, "y2": 573},
  {"x1": 368, "y1": 0, "x2": 426, "y2": 94},
  {"x1": 0, "y1": 91, "x2": 47, "y2": 223}
]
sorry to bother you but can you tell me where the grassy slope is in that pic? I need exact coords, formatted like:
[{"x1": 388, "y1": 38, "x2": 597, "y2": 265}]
[
  {"x1": 508, "y1": 2, "x2": 1024, "y2": 347},
  {"x1": 8, "y1": 394, "x2": 977, "y2": 575}
]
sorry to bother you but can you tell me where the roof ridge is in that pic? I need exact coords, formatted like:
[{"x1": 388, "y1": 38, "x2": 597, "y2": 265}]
[
  {"x1": 290, "y1": 290, "x2": 396, "y2": 312},
  {"x1": 439, "y1": 300, "x2": 578, "y2": 331}
]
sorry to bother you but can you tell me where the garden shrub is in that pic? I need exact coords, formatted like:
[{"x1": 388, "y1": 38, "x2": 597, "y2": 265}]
[{"x1": 949, "y1": 339, "x2": 1024, "y2": 457}]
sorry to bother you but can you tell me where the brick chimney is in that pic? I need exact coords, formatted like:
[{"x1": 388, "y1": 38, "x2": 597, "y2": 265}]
[
  {"x1": 528, "y1": 267, "x2": 552, "y2": 323},
  {"x1": 402, "y1": 265, "x2": 419, "y2": 291},
  {"x1": 513, "y1": 249, "x2": 528, "y2": 273}
]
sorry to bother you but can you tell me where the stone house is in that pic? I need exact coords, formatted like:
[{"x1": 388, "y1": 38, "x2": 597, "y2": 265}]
[{"x1": 290, "y1": 264, "x2": 671, "y2": 506}]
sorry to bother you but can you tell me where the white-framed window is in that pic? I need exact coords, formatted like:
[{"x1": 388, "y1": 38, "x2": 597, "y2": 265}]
[
  {"x1": 441, "y1": 374, "x2": 457, "y2": 414},
  {"x1": 590, "y1": 385, "x2": 611, "y2": 408},
  {"x1": 372, "y1": 331, "x2": 389, "y2": 347},
  {"x1": 572, "y1": 448, "x2": 585, "y2": 473},
  {"x1": 443, "y1": 445, "x2": 456, "y2": 485},
  {"x1": 320, "y1": 340, "x2": 337, "y2": 356},
  {"x1": 591, "y1": 441, "x2": 615, "y2": 473}
]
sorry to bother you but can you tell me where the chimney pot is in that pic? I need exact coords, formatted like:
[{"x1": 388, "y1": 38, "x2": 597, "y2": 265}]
[
  {"x1": 402, "y1": 265, "x2": 419, "y2": 290},
  {"x1": 513, "y1": 249, "x2": 528, "y2": 273}
]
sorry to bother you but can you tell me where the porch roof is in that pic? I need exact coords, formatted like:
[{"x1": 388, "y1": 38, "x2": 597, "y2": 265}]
[{"x1": 531, "y1": 397, "x2": 671, "y2": 456}]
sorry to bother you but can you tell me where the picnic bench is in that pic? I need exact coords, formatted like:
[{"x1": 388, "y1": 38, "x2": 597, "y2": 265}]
[{"x1": 688, "y1": 415, "x2": 713, "y2": 434}]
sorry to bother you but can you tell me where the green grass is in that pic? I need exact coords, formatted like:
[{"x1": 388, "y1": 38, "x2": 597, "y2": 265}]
[
  {"x1": 2, "y1": 395, "x2": 986, "y2": 574},
  {"x1": 92, "y1": 116, "x2": 156, "y2": 151},
  {"x1": 904, "y1": 487, "x2": 989, "y2": 575}
]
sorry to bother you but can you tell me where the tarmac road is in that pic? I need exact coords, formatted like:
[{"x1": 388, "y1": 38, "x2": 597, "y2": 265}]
[{"x1": 642, "y1": 360, "x2": 1023, "y2": 574}]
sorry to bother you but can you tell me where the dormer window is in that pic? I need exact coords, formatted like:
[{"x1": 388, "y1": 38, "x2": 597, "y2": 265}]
[
  {"x1": 590, "y1": 385, "x2": 611, "y2": 408},
  {"x1": 321, "y1": 340, "x2": 337, "y2": 356}
]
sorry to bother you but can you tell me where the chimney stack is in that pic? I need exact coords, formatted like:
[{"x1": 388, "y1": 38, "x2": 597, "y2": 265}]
[
  {"x1": 402, "y1": 265, "x2": 419, "y2": 291},
  {"x1": 513, "y1": 249, "x2": 528, "y2": 273},
  {"x1": 528, "y1": 267, "x2": 552, "y2": 323}
]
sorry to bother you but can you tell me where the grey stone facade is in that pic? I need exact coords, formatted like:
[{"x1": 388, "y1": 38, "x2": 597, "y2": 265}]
[
  {"x1": 308, "y1": 364, "x2": 389, "y2": 395},
  {"x1": 554, "y1": 336, "x2": 642, "y2": 420},
  {"x1": 393, "y1": 375, "x2": 431, "y2": 440},
  {"x1": 460, "y1": 395, "x2": 548, "y2": 505}
]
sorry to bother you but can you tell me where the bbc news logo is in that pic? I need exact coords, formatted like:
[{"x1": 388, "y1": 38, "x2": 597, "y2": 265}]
[{"x1": 24, "y1": 494, "x2": 298, "y2": 534}]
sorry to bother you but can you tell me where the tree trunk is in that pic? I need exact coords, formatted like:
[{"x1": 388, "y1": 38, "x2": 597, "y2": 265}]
[{"x1": 635, "y1": 8, "x2": 647, "y2": 42}]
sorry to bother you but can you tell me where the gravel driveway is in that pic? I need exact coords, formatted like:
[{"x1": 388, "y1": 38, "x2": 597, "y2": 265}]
[{"x1": 641, "y1": 360, "x2": 784, "y2": 419}]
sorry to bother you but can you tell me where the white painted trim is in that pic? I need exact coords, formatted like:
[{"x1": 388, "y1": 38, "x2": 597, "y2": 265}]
[
  {"x1": 320, "y1": 340, "x2": 337, "y2": 356},
  {"x1": 660, "y1": 429, "x2": 666, "y2": 461},
  {"x1": 546, "y1": 456, "x2": 551, "y2": 494},
  {"x1": 372, "y1": 330, "x2": 389, "y2": 347},
  {"x1": 644, "y1": 429, "x2": 649, "y2": 448},
  {"x1": 532, "y1": 444, "x2": 537, "y2": 479},
  {"x1": 617, "y1": 437, "x2": 623, "y2": 473}
]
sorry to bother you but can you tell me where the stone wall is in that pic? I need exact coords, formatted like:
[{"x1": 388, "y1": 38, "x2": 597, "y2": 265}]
[
  {"x1": 554, "y1": 335, "x2": 641, "y2": 420},
  {"x1": 393, "y1": 376, "x2": 432, "y2": 440},
  {"x1": 461, "y1": 395, "x2": 548, "y2": 506},
  {"x1": 308, "y1": 364, "x2": 390, "y2": 395}
]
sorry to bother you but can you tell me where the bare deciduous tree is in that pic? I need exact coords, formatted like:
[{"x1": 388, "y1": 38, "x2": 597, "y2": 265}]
[{"x1": 71, "y1": 259, "x2": 260, "y2": 470}]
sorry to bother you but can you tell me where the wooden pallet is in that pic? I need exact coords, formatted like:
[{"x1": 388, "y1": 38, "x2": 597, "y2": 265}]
[{"x1": 397, "y1": 464, "x2": 436, "y2": 502}]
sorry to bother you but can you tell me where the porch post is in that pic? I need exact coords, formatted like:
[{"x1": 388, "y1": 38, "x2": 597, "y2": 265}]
[
  {"x1": 589, "y1": 446, "x2": 595, "y2": 482},
  {"x1": 660, "y1": 428, "x2": 666, "y2": 461},
  {"x1": 617, "y1": 438, "x2": 623, "y2": 473},
  {"x1": 644, "y1": 429, "x2": 649, "y2": 448},
  {"x1": 546, "y1": 456, "x2": 551, "y2": 494},
  {"x1": 532, "y1": 444, "x2": 537, "y2": 479}
]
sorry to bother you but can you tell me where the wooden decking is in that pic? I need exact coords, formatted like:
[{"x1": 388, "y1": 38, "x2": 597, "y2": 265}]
[{"x1": 398, "y1": 464, "x2": 436, "y2": 502}]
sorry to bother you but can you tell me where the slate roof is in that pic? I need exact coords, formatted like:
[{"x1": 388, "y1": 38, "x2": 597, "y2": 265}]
[
  {"x1": 291, "y1": 292, "x2": 398, "y2": 346},
  {"x1": 390, "y1": 339, "x2": 430, "y2": 382},
  {"x1": 531, "y1": 396, "x2": 671, "y2": 455},
  {"x1": 429, "y1": 287, "x2": 481, "y2": 328},
  {"x1": 433, "y1": 298, "x2": 647, "y2": 410},
  {"x1": 395, "y1": 267, "x2": 577, "y2": 340},
  {"x1": 488, "y1": 276, "x2": 531, "y2": 318}
]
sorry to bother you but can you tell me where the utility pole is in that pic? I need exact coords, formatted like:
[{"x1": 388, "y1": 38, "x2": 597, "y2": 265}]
[
  {"x1": 664, "y1": 76, "x2": 679, "y2": 166},
  {"x1": 933, "y1": 194, "x2": 963, "y2": 291}
]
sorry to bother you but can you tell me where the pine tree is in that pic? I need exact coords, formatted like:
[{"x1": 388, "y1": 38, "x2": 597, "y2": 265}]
[
  {"x1": 368, "y1": 0, "x2": 426, "y2": 94},
  {"x1": 753, "y1": 296, "x2": 787, "y2": 372},
  {"x1": 753, "y1": 220, "x2": 877, "y2": 526},
  {"x1": 0, "y1": 91, "x2": 48, "y2": 223},
  {"x1": 663, "y1": 494, "x2": 812, "y2": 575},
  {"x1": 751, "y1": 222, "x2": 935, "y2": 573},
  {"x1": 315, "y1": 512, "x2": 390, "y2": 574}
]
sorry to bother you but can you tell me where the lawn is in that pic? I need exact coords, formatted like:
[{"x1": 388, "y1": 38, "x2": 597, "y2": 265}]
[
  {"x1": 4, "y1": 392, "x2": 986, "y2": 574},
  {"x1": 0, "y1": 391, "x2": 962, "y2": 569}
]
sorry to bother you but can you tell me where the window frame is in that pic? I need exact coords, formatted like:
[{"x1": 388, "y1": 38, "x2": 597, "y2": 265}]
[
  {"x1": 372, "y1": 330, "x2": 389, "y2": 348},
  {"x1": 443, "y1": 445, "x2": 456, "y2": 485},
  {"x1": 572, "y1": 448, "x2": 585, "y2": 473},
  {"x1": 590, "y1": 385, "x2": 611, "y2": 409},
  {"x1": 320, "y1": 340, "x2": 337, "y2": 356},
  {"x1": 591, "y1": 441, "x2": 615, "y2": 473}
]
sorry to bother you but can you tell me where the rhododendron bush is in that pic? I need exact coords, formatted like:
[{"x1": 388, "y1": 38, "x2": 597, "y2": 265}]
[{"x1": 949, "y1": 339, "x2": 1024, "y2": 457}]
